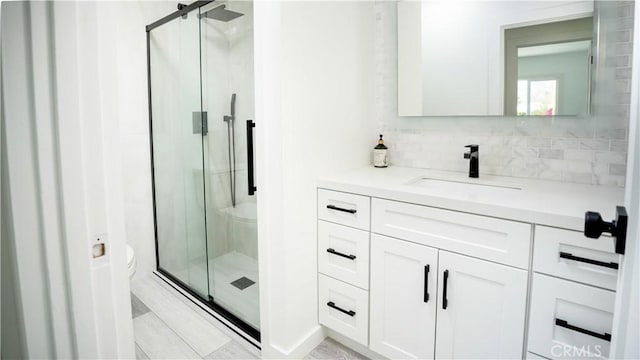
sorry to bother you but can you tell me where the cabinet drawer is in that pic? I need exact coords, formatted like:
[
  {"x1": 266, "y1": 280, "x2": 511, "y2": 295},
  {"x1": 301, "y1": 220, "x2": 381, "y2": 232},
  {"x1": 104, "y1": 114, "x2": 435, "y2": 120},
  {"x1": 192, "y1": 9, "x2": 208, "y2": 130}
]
[
  {"x1": 318, "y1": 189, "x2": 370, "y2": 230},
  {"x1": 318, "y1": 274, "x2": 369, "y2": 346},
  {"x1": 318, "y1": 221, "x2": 370, "y2": 289},
  {"x1": 528, "y1": 273, "x2": 615, "y2": 360},
  {"x1": 372, "y1": 198, "x2": 531, "y2": 269},
  {"x1": 533, "y1": 226, "x2": 619, "y2": 290}
]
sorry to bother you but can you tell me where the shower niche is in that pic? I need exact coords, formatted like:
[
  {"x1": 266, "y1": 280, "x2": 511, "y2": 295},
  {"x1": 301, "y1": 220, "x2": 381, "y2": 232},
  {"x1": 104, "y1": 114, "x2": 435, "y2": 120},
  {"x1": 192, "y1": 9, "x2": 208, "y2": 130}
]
[{"x1": 146, "y1": 1, "x2": 259, "y2": 341}]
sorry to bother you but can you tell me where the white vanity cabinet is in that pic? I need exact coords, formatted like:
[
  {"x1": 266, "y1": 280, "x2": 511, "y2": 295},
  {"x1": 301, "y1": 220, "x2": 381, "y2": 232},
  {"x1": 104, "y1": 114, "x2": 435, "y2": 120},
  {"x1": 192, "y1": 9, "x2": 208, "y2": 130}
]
[
  {"x1": 369, "y1": 234, "x2": 528, "y2": 360},
  {"x1": 316, "y1": 170, "x2": 621, "y2": 360},
  {"x1": 318, "y1": 188, "x2": 531, "y2": 358},
  {"x1": 318, "y1": 168, "x2": 622, "y2": 359}
]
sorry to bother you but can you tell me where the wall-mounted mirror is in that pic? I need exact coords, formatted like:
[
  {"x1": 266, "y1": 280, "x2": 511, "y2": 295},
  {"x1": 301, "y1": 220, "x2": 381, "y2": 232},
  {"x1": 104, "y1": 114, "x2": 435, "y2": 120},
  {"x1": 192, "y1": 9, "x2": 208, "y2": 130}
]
[{"x1": 397, "y1": 0, "x2": 595, "y2": 117}]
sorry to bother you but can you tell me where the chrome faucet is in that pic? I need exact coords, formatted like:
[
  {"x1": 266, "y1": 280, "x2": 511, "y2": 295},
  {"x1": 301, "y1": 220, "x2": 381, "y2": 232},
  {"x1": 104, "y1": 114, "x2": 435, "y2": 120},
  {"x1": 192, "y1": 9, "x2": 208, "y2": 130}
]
[{"x1": 463, "y1": 144, "x2": 479, "y2": 178}]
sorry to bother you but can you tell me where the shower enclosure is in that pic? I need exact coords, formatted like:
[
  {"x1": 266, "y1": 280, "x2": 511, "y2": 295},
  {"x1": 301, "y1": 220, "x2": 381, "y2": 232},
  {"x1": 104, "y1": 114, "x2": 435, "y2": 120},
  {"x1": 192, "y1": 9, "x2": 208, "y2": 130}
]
[{"x1": 146, "y1": 1, "x2": 259, "y2": 341}]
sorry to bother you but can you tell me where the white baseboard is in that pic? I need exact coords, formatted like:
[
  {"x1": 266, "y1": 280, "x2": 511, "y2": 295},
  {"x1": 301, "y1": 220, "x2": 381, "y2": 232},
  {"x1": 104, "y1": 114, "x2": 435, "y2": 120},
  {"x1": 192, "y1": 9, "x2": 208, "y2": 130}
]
[
  {"x1": 265, "y1": 325, "x2": 326, "y2": 359},
  {"x1": 327, "y1": 329, "x2": 385, "y2": 359}
]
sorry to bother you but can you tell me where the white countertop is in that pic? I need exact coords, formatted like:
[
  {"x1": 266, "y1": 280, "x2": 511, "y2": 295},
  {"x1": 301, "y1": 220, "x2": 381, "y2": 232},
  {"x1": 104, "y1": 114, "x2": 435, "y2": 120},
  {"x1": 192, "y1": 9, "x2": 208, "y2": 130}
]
[{"x1": 318, "y1": 166, "x2": 625, "y2": 231}]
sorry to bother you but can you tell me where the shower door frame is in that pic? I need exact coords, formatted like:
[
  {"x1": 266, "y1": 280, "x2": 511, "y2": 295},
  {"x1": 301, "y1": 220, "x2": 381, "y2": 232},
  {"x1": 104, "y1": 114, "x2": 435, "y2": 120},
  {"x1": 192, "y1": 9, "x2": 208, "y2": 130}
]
[{"x1": 145, "y1": 0, "x2": 261, "y2": 344}]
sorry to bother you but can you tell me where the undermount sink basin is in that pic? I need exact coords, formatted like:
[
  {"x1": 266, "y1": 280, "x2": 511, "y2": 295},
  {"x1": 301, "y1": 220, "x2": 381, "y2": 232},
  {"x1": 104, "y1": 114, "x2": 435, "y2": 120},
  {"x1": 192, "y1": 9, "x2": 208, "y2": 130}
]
[{"x1": 406, "y1": 177, "x2": 522, "y2": 195}]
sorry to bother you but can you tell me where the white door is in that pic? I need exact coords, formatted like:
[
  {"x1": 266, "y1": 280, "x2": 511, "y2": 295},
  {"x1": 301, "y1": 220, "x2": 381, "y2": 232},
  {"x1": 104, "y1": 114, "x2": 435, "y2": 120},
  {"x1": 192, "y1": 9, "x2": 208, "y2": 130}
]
[
  {"x1": 435, "y1": 251, "x2": 528, "y2": 359},
  {"x1": 369, "y1": 234, "x2": 439, "y2": 359},
  {"x1": 609, "y1": 3, "x2": 640, "y2": 355}
]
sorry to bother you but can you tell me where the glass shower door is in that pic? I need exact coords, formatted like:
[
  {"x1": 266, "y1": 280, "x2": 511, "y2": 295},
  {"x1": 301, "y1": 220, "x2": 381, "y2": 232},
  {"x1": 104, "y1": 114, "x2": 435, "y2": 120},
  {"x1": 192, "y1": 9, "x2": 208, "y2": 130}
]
[
  {"x1": 199, "y1": 1, "x2": 260, "y2": 332},
  {"x1": 148, "y1": 2, "x2": 259, "y2": 340},
  {"x1": 149, "y1": 10, "x2": 209, "y2": 297}
]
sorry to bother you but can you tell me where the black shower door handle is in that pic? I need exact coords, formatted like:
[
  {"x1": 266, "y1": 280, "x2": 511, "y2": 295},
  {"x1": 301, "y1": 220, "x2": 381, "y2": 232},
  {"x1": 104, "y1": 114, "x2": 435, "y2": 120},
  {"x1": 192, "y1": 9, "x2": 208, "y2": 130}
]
[{"x1": 246, "y1": 120, "x2": 256, "y2": 195}]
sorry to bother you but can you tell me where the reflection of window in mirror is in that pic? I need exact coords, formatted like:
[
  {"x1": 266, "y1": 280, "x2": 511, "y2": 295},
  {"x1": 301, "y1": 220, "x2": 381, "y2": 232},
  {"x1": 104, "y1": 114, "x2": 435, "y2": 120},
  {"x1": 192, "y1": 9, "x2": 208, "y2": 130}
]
[
  {"x1": 504, "y1": 17, "x2": 593, "y2": 116},
  {"x1": 517, "y1": 79, "x2": 559, "y2": 116}
]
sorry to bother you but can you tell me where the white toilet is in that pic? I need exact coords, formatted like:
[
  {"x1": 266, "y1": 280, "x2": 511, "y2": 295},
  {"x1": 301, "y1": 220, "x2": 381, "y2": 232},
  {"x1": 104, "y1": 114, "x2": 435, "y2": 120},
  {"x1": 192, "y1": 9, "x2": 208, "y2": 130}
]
[{"x1": 126, "y1": 244, "x2": 137, "y2": 279}]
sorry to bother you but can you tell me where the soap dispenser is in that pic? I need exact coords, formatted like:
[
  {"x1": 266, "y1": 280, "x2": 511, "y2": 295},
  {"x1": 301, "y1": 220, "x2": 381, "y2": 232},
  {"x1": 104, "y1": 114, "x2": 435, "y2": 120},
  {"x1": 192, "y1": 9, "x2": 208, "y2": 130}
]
[{"x1": 373, "y1": 134, "x2": 389, "y2": 168}]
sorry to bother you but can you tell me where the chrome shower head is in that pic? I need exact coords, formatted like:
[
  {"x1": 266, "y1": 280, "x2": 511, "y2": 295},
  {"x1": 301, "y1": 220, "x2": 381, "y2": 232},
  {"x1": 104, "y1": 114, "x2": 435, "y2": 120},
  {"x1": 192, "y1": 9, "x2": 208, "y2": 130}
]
[{"x1": 201, "y1": 4, "x2": 244, "y2": 22}]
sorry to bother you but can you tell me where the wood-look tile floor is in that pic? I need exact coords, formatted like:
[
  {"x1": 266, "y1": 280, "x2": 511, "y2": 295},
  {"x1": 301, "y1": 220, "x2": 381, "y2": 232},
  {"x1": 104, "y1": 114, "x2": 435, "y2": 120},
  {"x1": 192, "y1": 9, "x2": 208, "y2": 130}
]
[
  {"x1": 131, "y1": 276, "x2": 367, "y2": 360},
  {"x1": 304, "y1": 338, "x2": 368, "y2": 360}
]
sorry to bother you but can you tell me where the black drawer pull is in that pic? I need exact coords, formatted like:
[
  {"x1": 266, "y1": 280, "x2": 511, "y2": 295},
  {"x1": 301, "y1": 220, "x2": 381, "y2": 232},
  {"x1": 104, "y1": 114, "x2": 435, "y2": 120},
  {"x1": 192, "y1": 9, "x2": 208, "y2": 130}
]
[
  {"x1": 559, "y1": 252, "x2": 619, "y2": 269},
  {"x1": 424, "y1": 265, "x2": 430, "y2": 303},
  {"x1": 442, "y1": 270, "x2": 449, "y2": 309},
  {"x1": 327, "y1": 248, "x2": 356, "y2": 260},
  {"x1": 326, "y1": 205, "x2": 357, "y2": 214},
  {"x1": 555, "y1": 318, "x2": 611, "y2": 342},
  {"x1": 327, "y1": 301, "x2": 356, "y2": 317}
]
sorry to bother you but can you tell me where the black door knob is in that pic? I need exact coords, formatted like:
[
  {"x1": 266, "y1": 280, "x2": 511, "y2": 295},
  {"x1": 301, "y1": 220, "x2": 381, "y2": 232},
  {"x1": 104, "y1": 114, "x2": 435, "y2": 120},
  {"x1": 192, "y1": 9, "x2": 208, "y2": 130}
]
[
  {"x1": 584, "y1": 206, "x2": 628, "y2": 255},
  {"x1": 584, "y1": 211, "x2": 615, "y2": 239}
]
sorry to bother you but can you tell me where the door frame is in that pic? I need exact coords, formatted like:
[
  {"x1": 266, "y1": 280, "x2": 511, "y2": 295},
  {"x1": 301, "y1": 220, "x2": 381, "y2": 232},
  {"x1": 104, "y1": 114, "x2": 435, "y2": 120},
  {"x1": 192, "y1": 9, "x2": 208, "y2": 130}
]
[{"x1": 2, "y1": 1, "x2": 135, "y2": 357}]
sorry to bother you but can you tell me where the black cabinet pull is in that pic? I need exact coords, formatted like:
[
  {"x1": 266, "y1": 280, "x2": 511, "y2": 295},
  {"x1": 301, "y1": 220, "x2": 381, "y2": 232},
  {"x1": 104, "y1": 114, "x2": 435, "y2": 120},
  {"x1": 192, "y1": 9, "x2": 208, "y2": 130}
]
[
  {"x1": 246, "y1": 120, "x2": 256, "y2": 195},
  {"x1": 555, "y1": 318, "x2": 611, "y2": 342},
  {"x1": 424, "y1": 265, "x2": 430, "y2": 303},
  {"x1": 327, "y1": 301, "x2": 356, "y2": 317},
  {"x1": 327, "y1": 248, "x2": 356, "y2": 260},
  {"x1": 326, "y1": 205, "x2": 357, "y2": 214},
  {"x1": 559, "y1": 252, "x2": 619, "y2": 270},
  {"x1": 442, "y1": 270, "x2": 449, "y2": 309}
]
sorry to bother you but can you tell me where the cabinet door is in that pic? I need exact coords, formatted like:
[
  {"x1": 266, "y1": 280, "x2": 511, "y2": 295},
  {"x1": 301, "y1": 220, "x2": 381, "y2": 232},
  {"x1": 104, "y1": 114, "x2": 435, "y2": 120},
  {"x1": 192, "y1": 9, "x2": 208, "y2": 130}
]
[
  {"x1": 370, "y1": 234, "x2": 438, "y2": 359},
  {"x1": 435, "y1": 251, "x2": 528, "y2": 359}
]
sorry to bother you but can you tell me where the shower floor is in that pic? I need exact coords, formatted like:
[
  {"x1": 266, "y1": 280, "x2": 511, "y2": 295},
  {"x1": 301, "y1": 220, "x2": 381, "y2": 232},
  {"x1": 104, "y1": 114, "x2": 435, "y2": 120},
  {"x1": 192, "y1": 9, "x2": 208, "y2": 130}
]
[
  {"x1": 174, "y1": 251, "x2": 260, "y2": 330},
  {"x1": 208, "y1": 251, "x2": 260, "y2": 330}
]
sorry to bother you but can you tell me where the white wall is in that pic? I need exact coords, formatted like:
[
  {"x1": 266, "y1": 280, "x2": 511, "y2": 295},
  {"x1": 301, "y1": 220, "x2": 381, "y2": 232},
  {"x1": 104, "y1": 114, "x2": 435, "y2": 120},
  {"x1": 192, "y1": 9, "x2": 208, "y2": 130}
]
[{"x1": 256, "y1": 1, "x2": 376, "y2": 357}]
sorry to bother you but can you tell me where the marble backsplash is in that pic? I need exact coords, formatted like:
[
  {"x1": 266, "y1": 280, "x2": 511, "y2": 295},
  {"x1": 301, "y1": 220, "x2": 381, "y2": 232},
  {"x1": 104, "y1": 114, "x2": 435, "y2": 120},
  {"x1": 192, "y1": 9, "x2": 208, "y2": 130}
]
[{"x1": 373, "y1": 1, "x2": 633, "y2": 187}]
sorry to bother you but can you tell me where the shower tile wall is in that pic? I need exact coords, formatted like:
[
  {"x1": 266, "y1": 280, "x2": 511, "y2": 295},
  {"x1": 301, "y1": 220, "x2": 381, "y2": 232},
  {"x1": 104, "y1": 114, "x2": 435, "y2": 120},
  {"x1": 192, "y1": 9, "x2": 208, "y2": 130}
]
[
  {"x1": 373, "y1": 1, "x2": 633, "y2": 187},
  {"x1": 201, "y1": 2, "x2": 257, "y2": 261}
]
